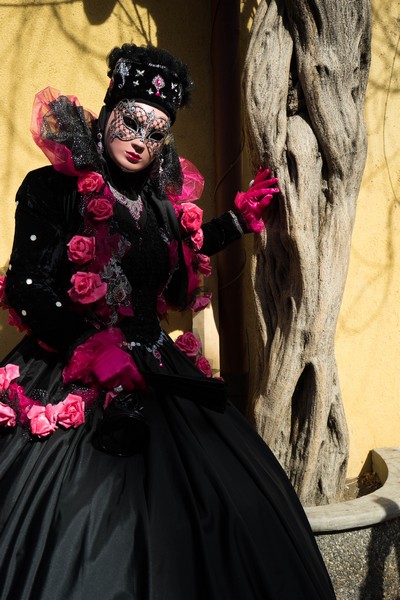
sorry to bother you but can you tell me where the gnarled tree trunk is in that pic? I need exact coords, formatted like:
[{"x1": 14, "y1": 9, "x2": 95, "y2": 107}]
[{"x1": 243, "y1": 0, "x2": 371, "y2": 505}]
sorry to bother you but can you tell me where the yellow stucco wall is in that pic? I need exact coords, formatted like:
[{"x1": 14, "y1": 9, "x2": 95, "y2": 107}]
[
  {"x1": 0, "y1": 1, "x2": 398, "y2": 478},
  {"x1": 336, "y1": 1, "x2": 400, "y2": 475}
]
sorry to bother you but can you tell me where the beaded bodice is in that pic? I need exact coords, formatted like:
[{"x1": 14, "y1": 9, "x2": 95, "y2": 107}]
[{"x1": 112, "y1": 194, "x2": 170, "y2": 344}]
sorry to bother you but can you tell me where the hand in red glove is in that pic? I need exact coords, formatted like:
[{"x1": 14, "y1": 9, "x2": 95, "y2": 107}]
[
  {"x1": 63, "y1": 327, "x2": 146, "y2": 392},
  {"x1": 91, "y1": 345, "x2": 146, "y2": 391},
  {"x1": 234, "y1": 167, "x2": 279, "y2": 233}
]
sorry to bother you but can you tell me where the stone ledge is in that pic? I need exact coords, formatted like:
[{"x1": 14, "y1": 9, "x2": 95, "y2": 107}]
[{"x1": 305, "y1": 447, "x2": 400, "y2": 532}]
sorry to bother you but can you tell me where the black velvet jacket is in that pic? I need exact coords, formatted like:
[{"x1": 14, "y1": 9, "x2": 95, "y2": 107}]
[{"x1": 5, "y1": 166, "x2": 243, "y2": 354}]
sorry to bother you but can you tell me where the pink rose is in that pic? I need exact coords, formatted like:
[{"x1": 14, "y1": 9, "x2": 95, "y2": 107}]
[
  {"x1": 190, "y1": 228, "x2": 204, "y2": 251},
  {"x1": 179, "y1": 203, "x2": 203, "y2": 232},
  {"x1": 0, "y1": 363, "x2": 20, "y2": 393},
  {"x1": 0, "y1": 402, "x2": 16, "y2": 427},
  {"x1": 77, "y1": 172, "x2": 104, "y2": 193},
  {"x1": 174, "y1": 331, "x2": 202, "y2": 359},
  {"x1": 68, "y1": 271, "x2": 107, "y2": 304},
  {"x1": 57, "y1": 394, "x2": 85, "y2": 428},
  {"x1": 196, "y1": 253, "x2": 212, "y2": 276},
  {"x1": 195, "y1": 355, "x2": 213, "y2": 378},
  {"x1": 0, "y1": 275, "x2": 6, "y2": 304},
  {"x1": 27, "y1": 404, "x2": 60, "y2": 437},
  {"x1": 87, "y1": 197, "x2": 114, "y2": 221},
  {"x1": 67, "y1": 235, "x2": 96, "y2": 265}
]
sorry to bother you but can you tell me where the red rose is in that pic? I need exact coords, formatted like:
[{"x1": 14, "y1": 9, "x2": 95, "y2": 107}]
[
  {"x1": 179, "y1": 203, "x2": 203, "y2": 232},
  {"x1": 195, "y1": 355, "x2": 213, "y2": 378},
  {"x1": 68, "y1": 271, "x2": 107, "y2": 304},
  {"x1": 67, "y1": 235, "x2": 96, "y2": 265},
  {"x1": 57, "y1": 394, "x2": 85, "y2": 428},
  {"x1": 77, "y1": 172, "x2": 104, "y2": 193},
  {"x1": 87, "y1": 197, "x2": 114, "y2": 221},
  {"x1": 174, "y1": 331, "x2": 202, "y2": 359}
]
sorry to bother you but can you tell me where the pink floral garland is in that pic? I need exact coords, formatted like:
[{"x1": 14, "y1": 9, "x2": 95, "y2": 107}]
[
  {"x1": 0, "y1": 156, "x2": 213, "y2": 338},
  {"x1": 67, "y1": 162, "x2": 214, "y2": 322},
  {"x1": 0, "y1": 363, "x2": 86, "y2": 437},
  {"x1": 159, "y1": 157, "x2": 213, "y2": 314},
  {"x1": 174, "y1": 331, "x2": 213, "y2": 378},
  {"x1": 66, "y1": 171, "x2": 136, "y2": 326}
]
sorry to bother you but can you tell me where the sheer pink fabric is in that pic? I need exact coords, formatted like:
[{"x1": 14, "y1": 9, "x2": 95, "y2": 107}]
[
  {"x1": 168, "y1": 157, "x2": 204, "y2": 204},
  {"x1": 30, "y1": 87, "x2": 97, "y2": 176}
]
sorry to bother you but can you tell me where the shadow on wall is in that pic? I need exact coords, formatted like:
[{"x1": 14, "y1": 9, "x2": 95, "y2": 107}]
[
  {"x1": 82, "y1": 0, "x2": 259, "y2": 53},
  {"x1": 83, "y1": 0, "x2": 118, "y2": 25},
  {"x1": 337, "y1": 4, "x2": 400, "y2": 338}
]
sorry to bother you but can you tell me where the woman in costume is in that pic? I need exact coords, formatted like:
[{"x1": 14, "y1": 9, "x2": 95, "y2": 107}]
[{"x1": 0, "y1": 44, "x2": 336, "y2": 599}]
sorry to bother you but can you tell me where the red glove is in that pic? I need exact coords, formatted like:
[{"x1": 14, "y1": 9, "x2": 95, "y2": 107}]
[
  {"x1": 234, "y1": 167, "x2": 279, "y2": 233},
  {"x1": 91, "y1": 345, "x2": 146, "y2": 391},
  {"x1": 63, "y1": 328, "x2": 146, "y2": 392}
]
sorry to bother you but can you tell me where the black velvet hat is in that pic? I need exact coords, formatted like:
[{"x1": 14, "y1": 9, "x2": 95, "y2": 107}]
[{"x1": 104, "y1": 44, "x2": 193, "y2": 124}]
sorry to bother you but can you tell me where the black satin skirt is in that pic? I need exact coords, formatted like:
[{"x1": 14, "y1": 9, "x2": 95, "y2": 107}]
[{"x1": 0, "y1": 336, "x2": 336, "y2": 600}]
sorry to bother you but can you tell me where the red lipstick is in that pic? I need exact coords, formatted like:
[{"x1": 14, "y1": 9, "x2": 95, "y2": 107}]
[{"x1": 125, "y1": 151, "x2": 141, "y2": 162}]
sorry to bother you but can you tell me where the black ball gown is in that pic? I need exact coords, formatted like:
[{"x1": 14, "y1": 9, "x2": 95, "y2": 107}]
[{"x1": 0, "y1": 92, "x2": 336, "y2": 600}]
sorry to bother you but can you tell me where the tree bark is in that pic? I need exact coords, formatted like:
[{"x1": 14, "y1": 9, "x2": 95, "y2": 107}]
[{"x1": 243, "y1": 0, "x2": 371, "y2": 505}]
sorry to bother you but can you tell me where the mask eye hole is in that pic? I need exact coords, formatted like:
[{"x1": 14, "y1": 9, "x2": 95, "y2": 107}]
[
  {"x1": 147, "y1": 130, "x2": 166, "y2": 144},
  {"x1": 122, "y1": 115, "x2": 140, "y2": 133}
]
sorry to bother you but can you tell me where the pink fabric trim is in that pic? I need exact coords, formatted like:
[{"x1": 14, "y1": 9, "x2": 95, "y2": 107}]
[
  {"x1": 30, "y1": 86, "x2": 97, "y2": 176},
  {"x1": 167, "y1": 157, "x2": 204, "y2": 204}
]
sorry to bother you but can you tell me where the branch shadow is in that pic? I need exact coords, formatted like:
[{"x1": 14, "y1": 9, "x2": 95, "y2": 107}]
[
  {"x1": 83, "y1": 0, "x2": 118, "y2": 25},
  {"x1": 358, "y1": 498, "x2": 400, "y2": 600}
]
